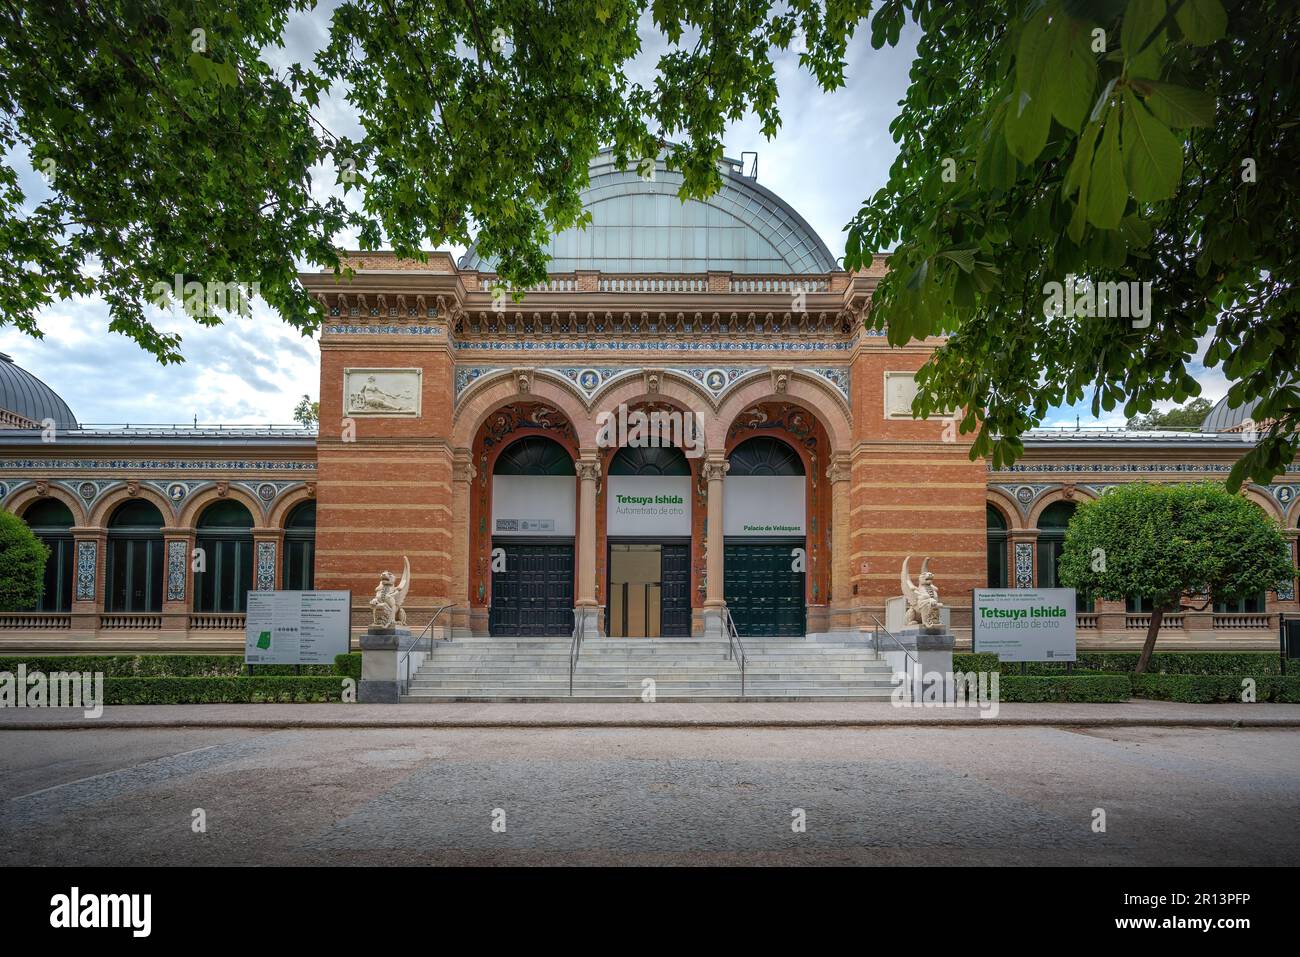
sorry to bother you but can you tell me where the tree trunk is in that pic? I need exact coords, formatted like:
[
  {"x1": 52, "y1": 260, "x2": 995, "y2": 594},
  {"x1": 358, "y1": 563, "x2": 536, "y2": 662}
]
[{"x1": 1135, "y1": 607, "x2": 1164, "y2": 674}]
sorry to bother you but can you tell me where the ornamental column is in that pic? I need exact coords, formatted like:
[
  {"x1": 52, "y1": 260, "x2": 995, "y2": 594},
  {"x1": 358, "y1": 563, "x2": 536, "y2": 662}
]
[
  {"x1": 70, "y1": 526, "x2": 105, "y2": 637},
  {"x1": 574, "y1": 452, "x2": 603, "y2": 638},
  {"x1": 161, "y1": 526, "x2": 195, "y2": 635},
  {"x1": 449, "y1": 451, "x2": 476, "y2": 638},
  {"x1": 827, "y1": 454, "x2": 853, "y2": 636},
  {"x1": 702, "y1": 454, "x2": 729, "y2": 638}
]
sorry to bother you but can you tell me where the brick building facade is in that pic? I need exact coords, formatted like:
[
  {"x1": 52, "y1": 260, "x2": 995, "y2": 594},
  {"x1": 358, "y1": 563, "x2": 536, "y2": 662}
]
[{"x1": 1, "y1": 153, "x2": 1296, "y2": 651}]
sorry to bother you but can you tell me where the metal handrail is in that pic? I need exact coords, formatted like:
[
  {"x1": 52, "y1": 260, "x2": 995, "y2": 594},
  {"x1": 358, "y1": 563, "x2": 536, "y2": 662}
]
[
  {"x1": 867, "y1": 613, "x2": 919, "y2": 668},
  {"x1": 722, "y1": 606, "x2": 746, "y2": 698},
  {"x1": 569, "y1": 610, "x2": 584, "y2": 697},
  {"x1": 399, "y1": 605, "x2": 451, "y2": 696}
]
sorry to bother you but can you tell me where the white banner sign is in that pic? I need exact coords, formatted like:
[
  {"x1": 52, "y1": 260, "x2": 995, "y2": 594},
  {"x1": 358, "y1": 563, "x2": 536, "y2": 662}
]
[
  {"x1": 245, "y1": 590, "x2": 352, "y2": 665},
  {"x1": 607, "y1": 476, "x2": 691, "y2": 536},
  {"x1": 973, "y1": 588, "x2": 1077, "y2": 662},
  {"x1": 492, "y1": 475, "x2": 576, "y2": 536},
  {"x1": 724, "y1": 475, "x2": 805, "y2": 537}
]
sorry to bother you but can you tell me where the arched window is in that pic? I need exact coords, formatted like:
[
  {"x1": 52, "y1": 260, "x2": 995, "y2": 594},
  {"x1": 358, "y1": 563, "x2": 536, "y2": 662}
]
[
  {"x1": 493, "y1": 435, "x2": 576, "y2": 475},
  {"x1": 195, "y1": 500, "x2": 254, "y2": 613},
  {"x1": 283, "y1": 501, "x2": 317, "y2": 591},
  {"x1": 1036, "y1": 501, "x2": 1076, "y2": 590},
  {"x1": 986, "y1": 504, "x2": 1009, "y2": 588},
  {"x1": 24, "y1": 498, "x2": 74, "y2": 612},
  {"x1": 727, "y1": 437, "x2": 805, "y2": 476},
  {"x1": 609, "y1": 445, "x2": 691, "y2": 475},
  {"x1": 107, "y1": 500, "x2": 165, "y2": 612}
]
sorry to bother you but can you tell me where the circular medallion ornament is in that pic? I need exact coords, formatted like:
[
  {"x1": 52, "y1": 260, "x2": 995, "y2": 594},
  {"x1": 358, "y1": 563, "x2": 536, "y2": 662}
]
[
  {"x1": 78, "y1": 481, "x2": 97, "y2": 501},
  {"x1": 1015, "y1": 485, "x2": 1035, "y2": 505},
  {"x1": 167, "y1": 483, "x2": 187, "y2": 502},
  {"x1": 1277, "y1": 486, "x2": 1294, "y2": 506},
  {"x1": 257, "y1": 482, "x2": 277, "y2": 503},
  {"x1": 578, "y1": 368, "x2": 601, "y2": 392},
  {"x1": 704, "y1": 368, "x2": 728, "y2": 392}
]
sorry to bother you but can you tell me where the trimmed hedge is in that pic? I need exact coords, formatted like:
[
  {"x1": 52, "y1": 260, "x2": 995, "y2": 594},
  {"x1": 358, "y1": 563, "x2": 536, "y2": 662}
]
[
  {"x1": 334, "y1": 652, "x2": 362, "y2": 681},
  {"x1": 0, "y1": 655, "x2": 345, "y2": 677},
  {"x1": 102, "y1": 677, "x2": 351, "y2": 704},
  {"x1": 987, "y1": 675, "x2": 1131, "y2": 703},
  {"x1": 1129, "y1": 674, "x2": 1300, "y2": 704},
  {"x1": 953, "y1": 651, "x2": 1283, "y2": 676}
]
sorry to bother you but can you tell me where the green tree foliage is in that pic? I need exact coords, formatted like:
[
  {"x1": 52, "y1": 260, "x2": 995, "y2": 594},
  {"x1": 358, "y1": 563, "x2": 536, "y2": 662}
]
[
  {"x1": 1057, "y1": 482, "x2": 1292, "y2": 671},
  {"x1": 292, "y1": 394, "x2": 319, "y2": 426},
  {"x1": 0, "y1": 0, "x2": 866, "y2": 360},
  {"x1": 1125, "y1": 396, "x2": 1212, "y2": 429},
  {"x1": 3, "y1": 2, "x2": 1295, "y2": 490},
  {"x1": 843, "y1": 0, "x2": 1300, "y2": 490},
  {"x1": 0, "y1": 510, "x2": 48, "y2": 611}
]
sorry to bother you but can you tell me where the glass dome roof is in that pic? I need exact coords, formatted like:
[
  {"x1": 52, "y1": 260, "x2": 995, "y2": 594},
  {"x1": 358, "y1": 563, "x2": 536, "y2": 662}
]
[{"x1": 459, "y1": 150, "x2": 838, "y2": 275}]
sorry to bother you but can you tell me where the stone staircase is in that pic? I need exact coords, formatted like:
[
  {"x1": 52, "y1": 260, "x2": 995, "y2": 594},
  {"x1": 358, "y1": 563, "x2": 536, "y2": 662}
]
[{"x1": 401, "y1": 637, "x2": 898, "y2": 702}]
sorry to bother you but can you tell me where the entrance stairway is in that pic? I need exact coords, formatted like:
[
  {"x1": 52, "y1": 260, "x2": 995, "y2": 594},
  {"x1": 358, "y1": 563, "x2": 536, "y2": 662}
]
[{"x1": 400, "y1": 637, "x2": 898, "y2": 702}]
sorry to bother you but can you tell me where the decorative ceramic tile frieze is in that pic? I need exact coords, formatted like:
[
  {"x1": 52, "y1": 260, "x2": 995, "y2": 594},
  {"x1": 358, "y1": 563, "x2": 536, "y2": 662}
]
[
  {"x1": 683, "y1": 366, "x2": 756, "y2": 396},
  {"x1": 454, "y1": 339, "x2": 852, "y2": 352},
  {"x1": 166, "y1": 540, "x2": 187, "y2": 602},
  {"x1": 455, "y1": 366, "x2": 500, "y2": 399},
  {"x1": 1, "y1": 459, "x2": 315, "y2": 471},
  {"x1": 234, "y1": 480, "x2": 298, "y2": 513},
  {"x1": 256, "y1": 541, "x2": 276, "y2": 591},
  {"x1": 1014, "y1": 543, "x2": 1033, "y2": 588},
  {"x1": 1278, "y1": 577, "x2": 1296, "y2": 602},
  {"x1": 807, "y1": 368, "x2": 850, "y2": 401},
  {"x1": 75, "y1": 541, "x2": 97, "y2": 601},
  {"x1": 325, "y1": 324, "x2": 442, "y2": 336},
  {"x1": 993, "y1": 463, "x2": 1233, "y2": 473},
  {"x1": 552, "y1": 366, "x2": 633, "y2": 398}
]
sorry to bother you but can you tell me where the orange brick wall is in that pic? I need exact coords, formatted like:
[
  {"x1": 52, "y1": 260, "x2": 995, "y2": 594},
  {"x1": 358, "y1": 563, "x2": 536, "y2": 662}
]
[{"x1": 849, "y1": 345, "x2": 986, "y2": 633}]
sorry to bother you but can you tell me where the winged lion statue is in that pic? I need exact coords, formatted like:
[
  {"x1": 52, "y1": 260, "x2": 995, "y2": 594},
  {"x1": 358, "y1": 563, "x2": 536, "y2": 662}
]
[
  {"x1": 370, "y1": 556, "x2": 411, "y2": 628},
  {"x1": 900, "y1": 555, "x2": 944, "y2": 630}
]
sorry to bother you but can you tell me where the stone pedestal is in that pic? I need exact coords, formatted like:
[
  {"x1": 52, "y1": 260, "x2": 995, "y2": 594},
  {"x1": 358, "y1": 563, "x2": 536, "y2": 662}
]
[
  {"x1": 700, "y1": 606, "x2": 726, "y2": 639},
  {"x1": 359, "y1": 626, "x2": 409, "y2": 703},
  {"x1": 877, "y1": 627, "x2": 956, "y2": 703},
  {"x1": 573, "y1": 605, "x2": 604, "y2": 639}
]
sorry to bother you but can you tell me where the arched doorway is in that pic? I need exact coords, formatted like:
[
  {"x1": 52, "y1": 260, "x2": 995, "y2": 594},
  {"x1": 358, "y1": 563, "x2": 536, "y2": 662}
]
[
  {"x1": 107, "y1": 500, "x2": 164, "y2": 612},
  {"x1": 1036, "y1": 501, "x2": 1076, "y2": 589},
  {"x1": 987, "y1": 504, "x2": 1010, "y2": 588},
  {"x1": 724, "y1": 437, "x2": 807, "y2": 636},
  {"x1": 194, "y1": 500, "x2": 254, "y2": 613},
  {"x1": 23, "y1": 498, "x2": 74, "y2": 612},
  {"x1": 489, "y1": 435, "x2": 576, "y2": 636},
  {"x1": 283, "y1": 501, "x2": 316, "y2": 590},
  {"x1": 606, "y1": 445, "x2": 692, "y2": 637}
]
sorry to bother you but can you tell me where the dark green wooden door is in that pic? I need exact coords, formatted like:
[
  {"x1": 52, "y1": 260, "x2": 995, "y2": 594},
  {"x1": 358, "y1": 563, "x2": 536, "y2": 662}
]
[
  {"x1": 490, "y1": 542, "x2": 574, "y2": 636},
  {"x1": 724, "y1": 542, "x2": 805, "y2": 637}
]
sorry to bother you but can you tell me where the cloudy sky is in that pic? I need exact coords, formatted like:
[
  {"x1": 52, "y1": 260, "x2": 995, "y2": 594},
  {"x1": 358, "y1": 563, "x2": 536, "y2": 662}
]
[{"x1": 1, "y1": 8, "x2": 1223, "y2": 428}]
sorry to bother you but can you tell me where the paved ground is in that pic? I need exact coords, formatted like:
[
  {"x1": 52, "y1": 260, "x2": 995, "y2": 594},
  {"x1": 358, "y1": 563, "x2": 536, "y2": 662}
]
[
  {"x1": 1, "y1": 721, "x2": 1296, "y2": 865},
  {"x1": 3, "y1": 700, "x2": 1300, "y2": 728}
]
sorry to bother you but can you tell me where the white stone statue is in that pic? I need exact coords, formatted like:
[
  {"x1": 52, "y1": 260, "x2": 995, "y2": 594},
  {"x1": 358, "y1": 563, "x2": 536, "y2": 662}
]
[
  {"x1": 901, "y1": 555, "x2": 944, "y2": 630},
  {"x1": 370, "y1": 556, "x2": 411, "y2": 628}
]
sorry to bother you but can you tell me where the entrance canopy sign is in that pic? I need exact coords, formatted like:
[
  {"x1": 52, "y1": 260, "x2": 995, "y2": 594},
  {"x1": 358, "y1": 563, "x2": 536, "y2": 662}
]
[
  {"x1": 607, "y1": 476, "x2": 691, "y2": 536},
  {"x1": 245, "y1": 590, "x2": 352, "y2": 665},
  {"x1": 492, "y1": 475, "x2": 576, "y2": 536},
  {"x1": 724, "y1": 475, "x2": 805, "y2": 537},
  {"x1": 972, "y1": 588, "x2": 1077, "y2": 662}
]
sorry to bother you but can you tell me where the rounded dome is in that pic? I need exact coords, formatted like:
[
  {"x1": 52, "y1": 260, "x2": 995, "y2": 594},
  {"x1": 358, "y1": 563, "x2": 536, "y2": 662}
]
[
  {"x1": 0, "y1": 353, "x2": 78, "y2": 428},
  {"x1": 1200, "y1": 393, "x2": 1263, "y2": 433},
  {"x1": 459, "y1": 149, "x2": 837, "y2": 275}
]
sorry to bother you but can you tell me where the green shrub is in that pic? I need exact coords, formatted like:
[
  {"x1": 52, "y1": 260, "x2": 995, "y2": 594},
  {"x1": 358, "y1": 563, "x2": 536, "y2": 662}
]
[
  {"x1": 102, "y1": 676, "x2": 350, "y2": 704},
  {"x1": 1129, "y1": 674, "x2": 1300, "y2": 703},
  {"x1": 991, "y1": 675, "x2": 1131, "y2": 703},
  {"x1": 953, "y1": 651, "x2": 1283, "y2": 676},
  {"x1": 334, "y1": 652, "x2": 362, "y2": 680},
  {"x1": 0, "y1": 655, "x2": 343, "y2": 678},
  {"x1": 0, "y1": 510, "x2": 48, "y2": 611}
]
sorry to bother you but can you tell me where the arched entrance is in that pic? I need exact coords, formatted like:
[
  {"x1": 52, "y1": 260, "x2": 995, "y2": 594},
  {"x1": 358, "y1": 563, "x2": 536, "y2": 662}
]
[
  {"x1": 283, "y1": 501, "x2": 317, "y2": 590},
  {"x1": 23, "y1": 498, "x2": 74, "y2": 613},
  {"x1": 194, "y1": 500, "x2": 255, "y2": 613},
  {"x1": 605, "y1": 445, "x2": 693, "y2": 637},
  {"x1": 724, "y1": 436, "x2": 807, "y2": 636},
  {"x1": 106, "y1": 500, "x2": 165, "y2": 612},
  {"x1": 489, "y1": 435, "x2": 576, "y2": 636}
]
